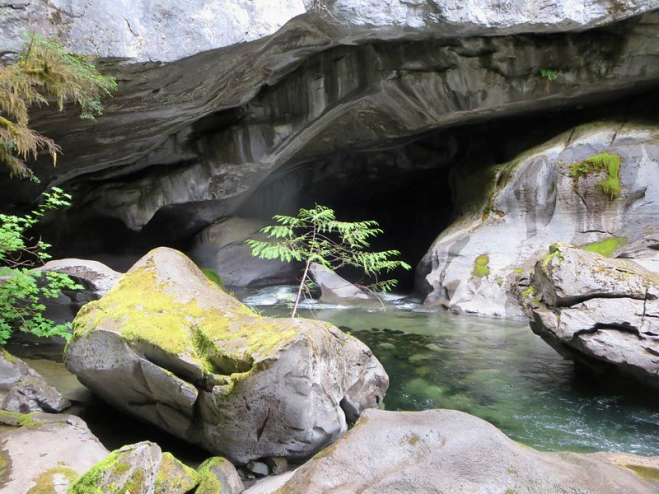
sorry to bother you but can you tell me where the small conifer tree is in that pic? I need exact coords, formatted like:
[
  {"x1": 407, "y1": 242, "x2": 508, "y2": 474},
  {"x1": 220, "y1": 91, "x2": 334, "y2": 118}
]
[{"x1": 247, "y1": 205, "x2": 411, "y2": 317}]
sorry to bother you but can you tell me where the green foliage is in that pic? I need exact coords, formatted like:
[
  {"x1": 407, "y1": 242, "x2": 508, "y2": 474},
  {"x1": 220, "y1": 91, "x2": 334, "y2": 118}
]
[
  {"x1": 539, "y1": 69, "x2": 559, "y2": 80},
  {"x1": 472, "y1": 254, "x2": 490, "y2": 277},
  {"x1": 201, "y1": 268, "x2": 224, "y2": 287},
  {"x1": 580, "y1": 236, "x2": 627, "y2": 257},
  {"x1": 0, "y1": 34, "x2": 117, "y2": 178},
  {"x1": 568, "y1": 153, "x2": 622, "y2": 200},
  {"x1": 246, "y1": 205, "x2": 411, "y2": 317},
  {"x1": 0, "y1": 187, "x2": 82, "y2": 345}
]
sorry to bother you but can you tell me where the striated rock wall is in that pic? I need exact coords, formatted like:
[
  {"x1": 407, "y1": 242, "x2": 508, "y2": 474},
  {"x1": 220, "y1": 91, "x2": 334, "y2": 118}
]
[{"x1": 417, "y1": 122, "x2": 659, "y2": 318}]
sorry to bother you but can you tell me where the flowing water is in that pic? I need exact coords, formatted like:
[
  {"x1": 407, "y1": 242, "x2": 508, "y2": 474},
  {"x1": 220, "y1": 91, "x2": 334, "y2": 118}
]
[
  {"x1": 14, "y1": 286, "x2": 659, "y2": 459},
  {"x1": 244, "y1": 286, "x2": 659, "y2": 456}
]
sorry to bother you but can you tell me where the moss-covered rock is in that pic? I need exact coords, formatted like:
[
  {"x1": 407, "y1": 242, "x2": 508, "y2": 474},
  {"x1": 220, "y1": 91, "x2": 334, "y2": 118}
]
[
  {"x1": 196, "y1": 457, "x2": 244, "y2": 494},
  {"x1": 69, "y1": 442, "x2": 163, "y2": 494},
  {"x1": 0, "y1": 412, "x2": 108, "y2": 494},
  {"x1": 154, "y1": 452, "x2": 199, "y2": 494},
  {"x1": 418, "y1": 121, "x2": 659, "y2": 319},
  {"x1": 65, "y1": 247, "x2": 388, "y2": 464}
]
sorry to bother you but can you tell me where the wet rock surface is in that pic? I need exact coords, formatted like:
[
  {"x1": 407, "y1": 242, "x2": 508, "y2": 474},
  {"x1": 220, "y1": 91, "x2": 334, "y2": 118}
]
[
  {"x1": 243, "y1": 408, "x2": 659, "y2": 494},
  {"x1": 64, "y1": 247, "x2": 388, "y2": 464},
  {"x1": 523, "y1": 242, "x2": 659, "y2": 389},
  {"x1": 0, "y1": 350, "x2": 70, "y2": 413}
]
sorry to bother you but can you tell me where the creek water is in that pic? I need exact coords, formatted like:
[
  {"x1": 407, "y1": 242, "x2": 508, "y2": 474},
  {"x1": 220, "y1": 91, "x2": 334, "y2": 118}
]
[
  {"x1": 13, "y1": 286, "x2": 659, "y2": 461},
  {"x1": 244, "y1": 286, "x2": 659, "y2": 456}
]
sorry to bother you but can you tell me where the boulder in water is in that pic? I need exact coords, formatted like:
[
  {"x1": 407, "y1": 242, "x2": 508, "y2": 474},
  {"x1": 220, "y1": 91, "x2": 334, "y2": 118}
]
[
  {"x1": 64, "y1": 247, "x2": 388, "y2": 464},
  {"x1": 523, "y1": 242, "x2": 659, "y2": 389}
]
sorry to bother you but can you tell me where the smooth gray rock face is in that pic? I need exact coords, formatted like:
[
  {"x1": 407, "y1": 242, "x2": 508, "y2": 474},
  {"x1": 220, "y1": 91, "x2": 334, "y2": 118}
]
[
  {"x1": 189, "y1": 218, "x2": 298, "y2": 287},
  {"x1": 307, "y1": 0, "x2": 659, "y2": 37},
  {"x1": 244, "y1": 409, "x2": 659, "y2": 494},
  {"x1": 309, "y1": 263, "x2": 380, "y2": 306},
  {"x1": 0, "y1": 350, "x2": 70, "y2": 413},
  {"x1": 64, "y1": 247, "x2": 388, "y2": 464},
  {"x1": 0, "y1": 0, "x2": 307, "y2": 62},
  {"x1": 37, "y1": 259, "x2": 122, "y2": 324},
  {"x1": 3, "y1": 0, "x2": 656, "y2": 63},
  {"x1": 524, "y1": 242, "x2": 659, "y2": 389},
  {"x1": 417, "y1": 122, "x2": 659, "y2": 318},
  {"x1": 0, "y1": 412, "x2": 109, "y2": 494}
]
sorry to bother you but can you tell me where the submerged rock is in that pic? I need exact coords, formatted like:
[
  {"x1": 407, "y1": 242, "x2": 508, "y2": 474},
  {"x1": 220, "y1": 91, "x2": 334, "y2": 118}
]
[
  {"x1": 64, "y1": 247, "x2": 388, "y2": 464},
  {"x1": 245, "y1": 409, "x2": 659, "y2": 494},
  {"x1": 523, "y1": 242, "x2": 659, "y2": 389},
  {"x1": 309, "y1": 263, "x2": 380, "y2": 306},
  {"x1": 417, "y1": 122, "x2": 659, "y2": 318},
  {"x1": 0, "y1": 411, "x2": 109, "y2": 493},
  {"x1": 0, "y1": 350, "x2": 70, "y2": 413},
  {"x1": 69, "y1": 441, "x2": 199, "y2": 494}
]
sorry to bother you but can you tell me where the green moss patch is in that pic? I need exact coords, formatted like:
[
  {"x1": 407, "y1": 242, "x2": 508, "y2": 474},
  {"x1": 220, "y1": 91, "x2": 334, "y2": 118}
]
[
  {"x1": 473, "y1": 255, "x2": 491, "y2": 278},
  {"x1": 201, "y1": 268, "x2": 224, "y2": 287},
  {"x1": 0, "y1": 448, "x2": 11, "y2": 490},
  {"x1": 26, "y1": 466, "x2": 77, "y2": 494},
  {"x1": 625, "y1": 464, "x2": 659, "y2": 482},
  {"x1": 0, "y1": 410, "x2": 40, "y2": 428},
  {"x1": 569, "y1": 153, "x2": 622, "y2": 200},
  {"x1": 580, "y1": 237, "x2": 627, "y2": 257},
  {"x1": 70, "y1": 261, "x2": 297, "y2": 378},
  {"x1": 68, "y1": 446, "x2": 146, "y2": 494},
  {"x1": 2, "y1": 349, "x2": 16, "y2": 364},
  {"x1": 154, "y1": 452, "x2": 199, "y2": 494},
  {"x1": 196, "y1": 457, "x2": 233, "y2": 494}
]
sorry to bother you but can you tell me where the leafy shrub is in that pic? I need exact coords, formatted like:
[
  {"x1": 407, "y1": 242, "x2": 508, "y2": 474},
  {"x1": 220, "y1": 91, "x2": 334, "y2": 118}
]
[{"x1": 0, "y1": 188, "x2": 81, "y2": 344}]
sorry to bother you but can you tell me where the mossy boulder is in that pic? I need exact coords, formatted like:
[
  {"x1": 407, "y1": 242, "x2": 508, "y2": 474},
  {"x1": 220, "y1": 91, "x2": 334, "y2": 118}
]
[
  {"x1": 255, "y1": 409, "x2": 659, "y2": 494},
  {"x1": 69, "y1": 441, "x2": 198, "y2": 494},
  {"x1": 525, "y1": 242, "x2": 659, "y2": 389},
  {"x1": 64, "y1": 247, "x2": 388, "y2": 464},
  {"x1": 196, "y1": 457, "x2": 244, "y2": 494},
  {"x1": 0, "y1": 412, "x2": 108, "y2": 494},
  {"x1": 417, "y1": 122, "x2": 659, "y2": 319}
]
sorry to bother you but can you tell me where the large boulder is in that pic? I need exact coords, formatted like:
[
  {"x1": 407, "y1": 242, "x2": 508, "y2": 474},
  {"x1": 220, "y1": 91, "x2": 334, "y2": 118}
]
[
  {"x1": 244, "y1": 409, "x2": 659, "y2": 494},
  {"x1": 417, "y1": 122, "x2": 659, "y2": 318},
  {"x1": 37, "y1": 258, "x2": 122, "y2": 324},
  {"x1": 0, "y1": 411, "x2": 109, "y2": 493},
  {"x1": 0, "y1": 350, "x2": 70, "y2": 413},
  {"x1": 523, "y1": 242, "x2": 659, "y2": 389},
  {"x1": 308, "y1": 263, "x2": 380, "y2": 306},
  {"x1": 188, "y1": 218, "x2": 298, "y2": 287},
  {"x1": 64, "y1": 247, "x2": 388, "y2": 464}
]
